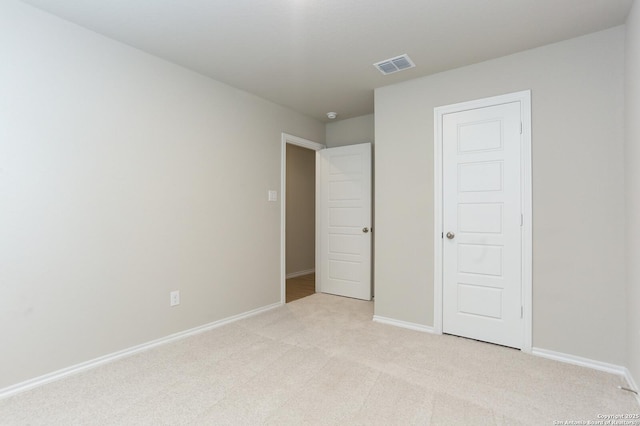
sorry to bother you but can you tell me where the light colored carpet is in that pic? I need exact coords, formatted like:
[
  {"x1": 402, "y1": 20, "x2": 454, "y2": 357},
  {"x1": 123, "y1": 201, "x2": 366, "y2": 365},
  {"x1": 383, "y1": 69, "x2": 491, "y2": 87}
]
[{"x1": 1, "y1": 293, "x2": 638, "y2": 425}]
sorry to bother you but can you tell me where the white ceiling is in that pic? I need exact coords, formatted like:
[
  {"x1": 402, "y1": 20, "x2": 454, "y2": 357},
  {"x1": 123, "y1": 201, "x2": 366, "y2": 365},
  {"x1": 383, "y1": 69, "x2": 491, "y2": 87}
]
[{"x1": 21, "y1": 0, "x2": 633, "y2": 122}]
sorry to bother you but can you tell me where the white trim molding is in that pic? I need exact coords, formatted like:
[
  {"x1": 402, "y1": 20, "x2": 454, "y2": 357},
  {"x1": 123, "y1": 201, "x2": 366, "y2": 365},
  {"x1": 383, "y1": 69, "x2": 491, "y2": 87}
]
[
  {"x1": 532, "y1": 347, "x2": 628, "y2": 376},
  {"x1": 433, "y1": 90, "x2": 532, "y2": 353},
  {"x1": 373, "y1": 315, "x2": 437, "y2": 334},
  {"x1": 280, "y1": 133, "x2": 325, "y2": 304},
  {"x1": 532, "y1": 347, "x2": 640, "y2": 405},
  {"x1": 285, "y1": 268, "x2": 315, "y2": 279},
  {"x1": 0, "y1": 301, "x2": 282, "y2": 400}
]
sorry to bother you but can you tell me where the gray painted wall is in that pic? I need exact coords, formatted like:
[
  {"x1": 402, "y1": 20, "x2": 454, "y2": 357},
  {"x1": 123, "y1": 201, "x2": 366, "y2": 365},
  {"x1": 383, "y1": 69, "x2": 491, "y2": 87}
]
[
  {"x1": 625, "y1": 0, "x2": 640, "y2": 388},
  {"x1": 0, "y1": 1, "x2": 324, "y2": 389},
  {"x1": 286, "y1": 144, "x2": 316, "y2": 275},
  {"x1": 326, "y1": 114, "x2": 375, "y2": 147},
  {"x1": 375, "y1": 27, "x2": 626, "y2": 365},
  {"x1": 2, "y1": 0, "x2": 637, "y2": 393}
]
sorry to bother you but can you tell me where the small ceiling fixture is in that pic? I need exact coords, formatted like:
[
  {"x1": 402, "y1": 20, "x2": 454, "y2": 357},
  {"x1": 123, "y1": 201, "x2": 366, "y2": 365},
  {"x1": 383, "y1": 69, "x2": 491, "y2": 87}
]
[
  {"x1": 373, "y1": 54, "x2": 416, "y2": 75},
  {"x1": 326, "y1": 112, "x2": 337, "y2": 119}
]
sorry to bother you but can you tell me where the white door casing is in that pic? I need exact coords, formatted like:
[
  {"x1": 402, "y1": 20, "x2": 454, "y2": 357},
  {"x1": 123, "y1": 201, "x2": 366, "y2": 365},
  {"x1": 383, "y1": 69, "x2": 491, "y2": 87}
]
[
  {"x1": 280, "y1": 133, "x2": 325, "y2": 304},
  {"x1": 318, "y1": 143, "x2": 372, "y2": 300},
  {"x1": 434, "y1": 91, "x2": 532, "y2": 351}
]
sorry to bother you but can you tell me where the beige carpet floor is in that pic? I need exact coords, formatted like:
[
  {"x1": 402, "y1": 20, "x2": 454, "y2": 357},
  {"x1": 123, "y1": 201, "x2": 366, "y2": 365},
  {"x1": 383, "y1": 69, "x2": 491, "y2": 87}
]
[{"x1": 1, "y1": 293, "x2": 638, "y2": 425}]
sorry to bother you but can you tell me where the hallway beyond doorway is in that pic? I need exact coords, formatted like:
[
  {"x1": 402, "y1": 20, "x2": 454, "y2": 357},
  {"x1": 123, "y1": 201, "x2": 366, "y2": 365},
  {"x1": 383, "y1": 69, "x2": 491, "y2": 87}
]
[{"x1": 286, "y1": 273, "x2": 315, "y2": 303}]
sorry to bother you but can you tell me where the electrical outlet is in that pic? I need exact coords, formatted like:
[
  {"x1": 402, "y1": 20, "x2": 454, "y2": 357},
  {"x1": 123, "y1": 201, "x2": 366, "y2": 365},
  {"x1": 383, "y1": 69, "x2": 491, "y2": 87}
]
[{"x1": 170, "y1": 290, "x2": 180, "y2": 307}]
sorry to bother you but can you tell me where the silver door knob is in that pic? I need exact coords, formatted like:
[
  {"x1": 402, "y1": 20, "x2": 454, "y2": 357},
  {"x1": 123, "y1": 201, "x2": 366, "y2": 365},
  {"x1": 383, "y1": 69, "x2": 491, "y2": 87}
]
[
  {"x1": 446, "y1": 232, "x2": 455, "y2": 239},
  {"x1": 362, "y1": 227, "x2": 369, "y2": 233}
]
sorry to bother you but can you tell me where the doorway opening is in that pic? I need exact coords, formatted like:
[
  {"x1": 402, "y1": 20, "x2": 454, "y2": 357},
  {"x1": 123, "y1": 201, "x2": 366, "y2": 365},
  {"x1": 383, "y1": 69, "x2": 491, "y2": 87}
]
[
  {"x1": 285, "y1": 143, "x2": 316, "y2": 302},
  {"x1": 280, "y1": 134, "x2": 325, "y2": 304}
]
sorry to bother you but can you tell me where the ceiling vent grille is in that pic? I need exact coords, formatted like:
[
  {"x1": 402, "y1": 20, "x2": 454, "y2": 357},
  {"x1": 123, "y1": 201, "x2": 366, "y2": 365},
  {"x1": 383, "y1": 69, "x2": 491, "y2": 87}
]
[{"x1": 373, "y1": 54, "x2": 416, "y2": 75}]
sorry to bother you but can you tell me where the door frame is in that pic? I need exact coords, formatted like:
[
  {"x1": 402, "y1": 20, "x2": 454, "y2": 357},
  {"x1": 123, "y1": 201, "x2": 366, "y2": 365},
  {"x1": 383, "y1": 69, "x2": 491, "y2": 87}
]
[
  {"x1": 433, "y1": 90, "x2": 532, "y2": 352},
  {"x1": 280, "y1": 133, "x2": 325, "y2": 304}
]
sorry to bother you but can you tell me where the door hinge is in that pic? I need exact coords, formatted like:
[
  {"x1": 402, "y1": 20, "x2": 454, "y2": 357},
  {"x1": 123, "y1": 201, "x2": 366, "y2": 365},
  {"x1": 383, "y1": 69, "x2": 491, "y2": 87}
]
[
  {"x1": 520, "y1": 122, "x2": 523, "y2": 134},
  {"x1": 521, "y1": 306, "x2": 524, "y2": 318},
  {"x1": 520, "y1": 214, "x2": 523, "y2": 227}
]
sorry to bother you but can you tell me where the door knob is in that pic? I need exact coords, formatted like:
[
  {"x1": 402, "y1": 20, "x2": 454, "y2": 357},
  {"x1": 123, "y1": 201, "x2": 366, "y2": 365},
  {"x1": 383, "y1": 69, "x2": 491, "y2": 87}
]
[
  {"x1": 446, "y1": 232, "x2": 455, "y2": 239},
  {"x1": 362, "y1": 227, "x2": 369, "y2": 233}
]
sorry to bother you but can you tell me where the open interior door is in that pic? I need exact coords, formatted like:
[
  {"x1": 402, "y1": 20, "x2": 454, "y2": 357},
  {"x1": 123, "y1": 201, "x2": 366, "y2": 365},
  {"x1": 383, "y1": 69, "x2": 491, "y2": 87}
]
[{"x1": 317, "y1": 143, "x2": 372, "y2": 300}]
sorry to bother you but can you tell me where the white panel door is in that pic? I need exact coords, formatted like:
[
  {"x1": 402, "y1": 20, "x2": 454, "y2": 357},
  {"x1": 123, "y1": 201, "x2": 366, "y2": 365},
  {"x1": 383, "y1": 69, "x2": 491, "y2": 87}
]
[
  {"x1": 442, "y1": 101, "x2": 523, "y2": 348},
  {"x1": 318, "y1": 143, "x2": 372, "y2": 300}
]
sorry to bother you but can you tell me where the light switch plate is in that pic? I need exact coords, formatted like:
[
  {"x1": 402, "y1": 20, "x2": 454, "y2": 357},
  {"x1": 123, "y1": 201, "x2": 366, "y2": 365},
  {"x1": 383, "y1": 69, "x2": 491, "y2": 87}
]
[
  {"x1": 268, "y1": 190, "x2": 278, "y2": 202},
  {"x1": 170, "y1": 290, "x2": 180, "y2": 306}
]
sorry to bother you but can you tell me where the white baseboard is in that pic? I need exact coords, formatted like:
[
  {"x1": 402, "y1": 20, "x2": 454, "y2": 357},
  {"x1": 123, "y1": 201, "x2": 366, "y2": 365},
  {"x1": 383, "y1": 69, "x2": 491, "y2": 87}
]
[
  {"x1": 531, "y1": 347, "x2": 627, "y2": 376},
  {"x1": 532, "y1": 347, "x2": 640, "y2": 405},
  {"x1": 372, "y1": 315, "x2": 437, "y2": 334},
  {"x1": 286, "y1": 269, "x2": 315, "y2": 279},
  {"x1": 0, "y1": 301, "x2": 282, "y2": 400}
]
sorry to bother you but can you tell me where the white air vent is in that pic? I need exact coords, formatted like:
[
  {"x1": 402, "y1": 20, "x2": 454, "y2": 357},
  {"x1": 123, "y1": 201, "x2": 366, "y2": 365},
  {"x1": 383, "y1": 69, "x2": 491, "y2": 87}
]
[{"x1": 373, "y1": 54, "x2": 415, "y2": 75}]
